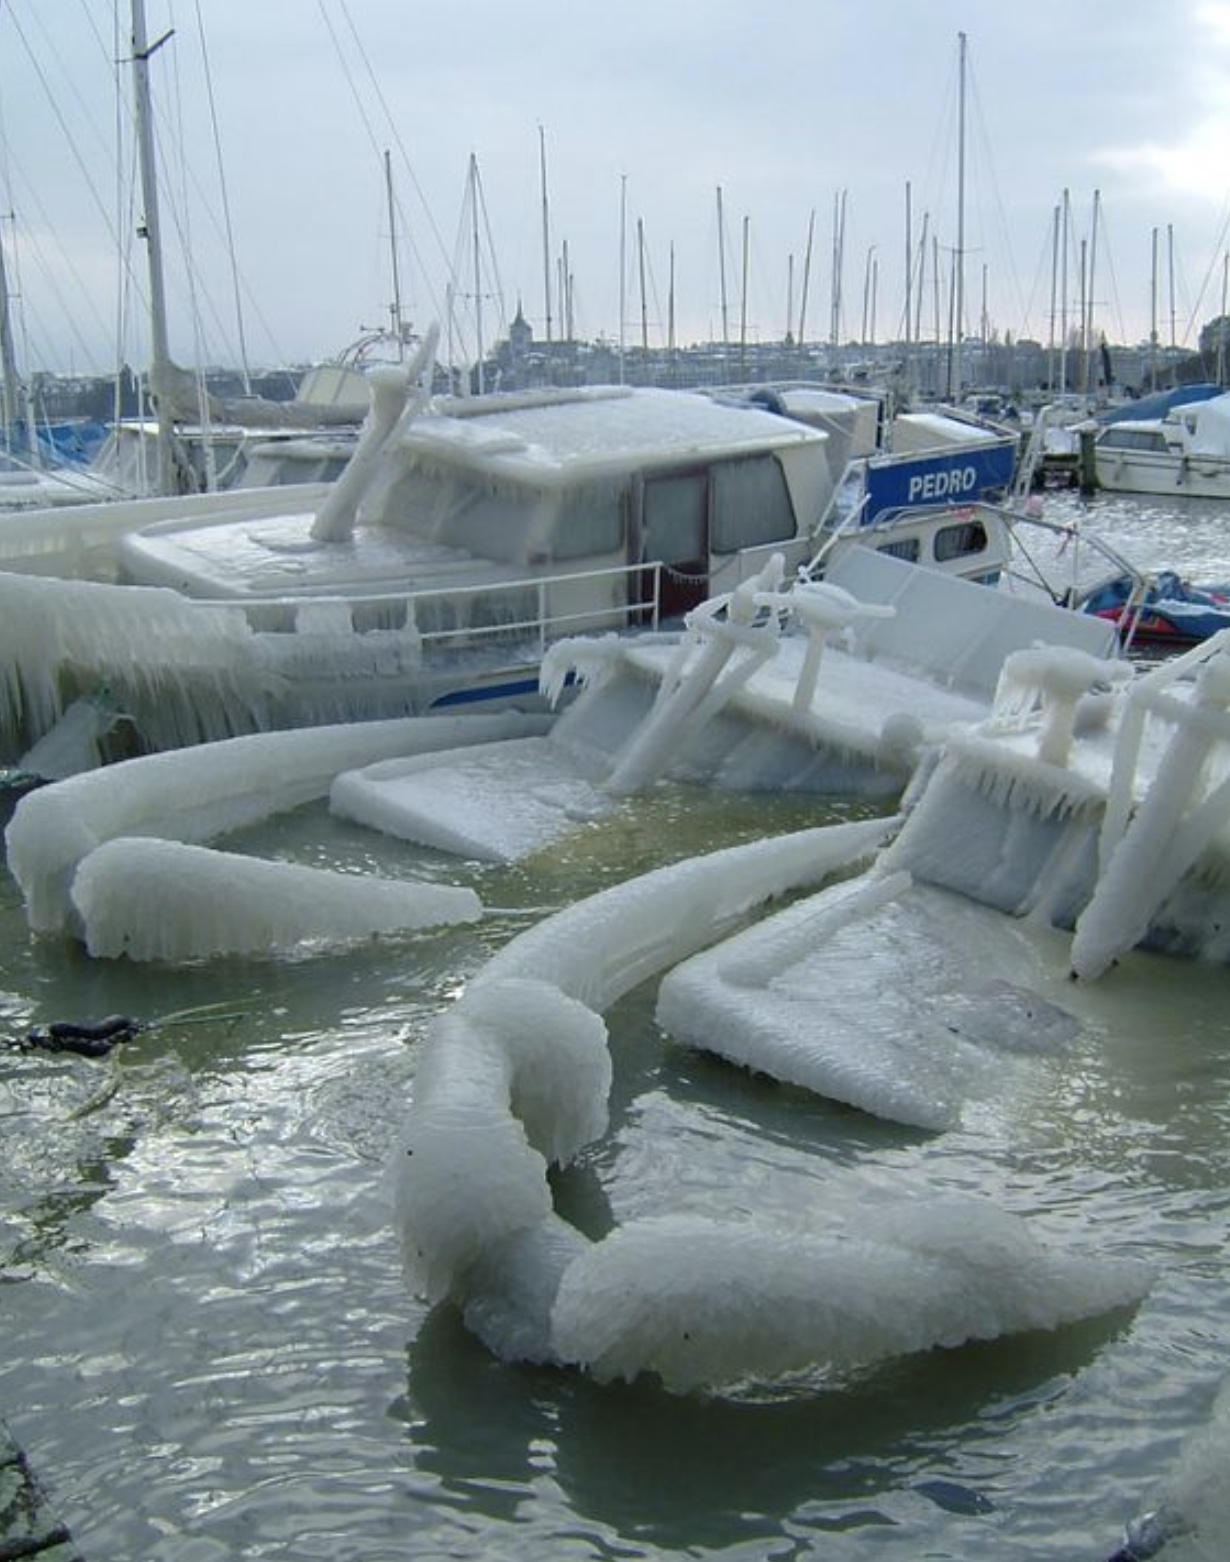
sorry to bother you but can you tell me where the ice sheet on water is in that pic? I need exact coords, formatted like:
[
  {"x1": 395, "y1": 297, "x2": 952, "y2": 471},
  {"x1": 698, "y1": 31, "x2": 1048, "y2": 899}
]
[
  {"x1": 330, "y1": 736, "x2": 612, "y2": 863},
  {"x1": 71, "y1": 837, "x2": 482, "y2": 960},
  {"x1": 550, "y1": 1203, "x2": 1149, "y2": 1393},
  {"x1": 656, "y1": 871, "x2": 1085, "y2": 1130}
]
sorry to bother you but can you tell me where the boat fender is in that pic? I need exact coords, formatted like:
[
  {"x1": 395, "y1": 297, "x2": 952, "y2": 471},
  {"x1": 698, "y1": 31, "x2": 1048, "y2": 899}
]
[{"x1": 20, "y1": 1014, "x2": 143, "y2": 1058}]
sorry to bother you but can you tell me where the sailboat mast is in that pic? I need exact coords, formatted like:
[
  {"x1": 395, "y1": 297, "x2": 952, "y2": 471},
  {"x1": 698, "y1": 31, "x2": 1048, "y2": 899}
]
[
  {"x1": 668, "y1": 240, "x2": 676, "y2": 354},
  {"x1": 1059, "y1": 188, "x2": 1070, "y2": 396},
  {"x1": 130, "y1": 0, "x2": 178, "y2": 495},
  {"x1": 463, "y1": 153, "x2": 486, "y2": 393},
  {"x1": 0, "y1": 213, "x2": 20, "y2": 452},
  {"x1": 951, "y1": 30, "x2": 966, "y2": 399},
  {"x1": 716, "y1": 186, "x2": 729, "y2": 357},
  {"x1": 637, "y1": 217, "x2": 648, "y2": 352},
  {"x1": 384, "y1": 149, "x2": 406, "y2": 357},
  {"x1": 797, "y1": 207, "x2": 814, "y2": 350},
  {"x1": 618, "y1": 174, "x2": 627, "y2": 383},
  {"x1": 1087, "y1": 188, "x2": 1100, "y2": 395},
  {"x1": 539, "y1": 125, "x2": 553, "y2": 346},
  {"x1": 1149, "y1": 226, "x2": 1159, "y2": 392},
  {"x1": 739, "y1": 213, "x2": 750, "y2": 377}
]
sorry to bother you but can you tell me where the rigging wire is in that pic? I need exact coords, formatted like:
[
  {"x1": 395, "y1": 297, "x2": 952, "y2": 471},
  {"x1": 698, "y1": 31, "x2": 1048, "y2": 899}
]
[{"x1": 192, "y1": 0, "x2": 250, "y2": 391}]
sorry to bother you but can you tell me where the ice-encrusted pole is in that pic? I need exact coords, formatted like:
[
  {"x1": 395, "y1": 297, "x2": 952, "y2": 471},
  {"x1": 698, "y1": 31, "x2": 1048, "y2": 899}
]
[
  {"x1": 310, "y1": 324, "x2": 439, "y2": 543},
  {"x1": 602, "y1": 553, "x2": 787, "y2": 794}
]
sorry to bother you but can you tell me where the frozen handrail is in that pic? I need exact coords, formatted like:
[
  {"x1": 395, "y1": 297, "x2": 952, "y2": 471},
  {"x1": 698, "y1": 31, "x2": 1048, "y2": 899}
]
[{"x1": 788, "y1": 578, "x2": 895, "y2": 715}]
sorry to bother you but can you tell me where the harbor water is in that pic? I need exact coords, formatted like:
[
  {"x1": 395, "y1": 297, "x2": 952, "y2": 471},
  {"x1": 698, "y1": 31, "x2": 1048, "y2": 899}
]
[{"x1": 3, "y1": 489, "x2": 1230, "y2": 1560}]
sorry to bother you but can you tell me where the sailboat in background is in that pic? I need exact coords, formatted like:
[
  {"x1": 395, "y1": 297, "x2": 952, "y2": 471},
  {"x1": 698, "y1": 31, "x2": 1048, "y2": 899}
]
[{"x1": 59, "y1": 0, "x2": 376, "y2": 503}]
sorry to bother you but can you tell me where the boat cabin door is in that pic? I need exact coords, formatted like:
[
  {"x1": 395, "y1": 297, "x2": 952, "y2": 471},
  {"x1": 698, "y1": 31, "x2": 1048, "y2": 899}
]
[{"x1": 641, "y1": 469, "x2": 710, "y2": 620}]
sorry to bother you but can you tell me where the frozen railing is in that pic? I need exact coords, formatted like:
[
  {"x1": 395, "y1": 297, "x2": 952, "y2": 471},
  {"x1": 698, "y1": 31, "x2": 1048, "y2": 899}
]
[{"x1": 191, "y1": 558, "x2": 665, "y2": 654}]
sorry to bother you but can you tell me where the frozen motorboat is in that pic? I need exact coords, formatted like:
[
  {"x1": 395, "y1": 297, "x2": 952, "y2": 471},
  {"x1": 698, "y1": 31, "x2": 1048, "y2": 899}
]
[
  {"x1": 0, "y1": 327, "x2": 1022, "y2": 763},
  {"x1": 884, "y1": 629, "x2": 1230, "y2": 978}
]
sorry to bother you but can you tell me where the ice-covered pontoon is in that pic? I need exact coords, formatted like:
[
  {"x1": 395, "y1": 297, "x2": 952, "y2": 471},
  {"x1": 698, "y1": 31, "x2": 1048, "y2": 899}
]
[{"x1": 0, "y1": 328, "x2": 1020, "y2": 764}]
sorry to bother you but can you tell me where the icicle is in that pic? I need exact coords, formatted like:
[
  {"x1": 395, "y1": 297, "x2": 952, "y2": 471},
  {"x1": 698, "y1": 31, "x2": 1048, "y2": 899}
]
[{"x1": 988, "y1": 645, "x2": 1131, "y2": 766}]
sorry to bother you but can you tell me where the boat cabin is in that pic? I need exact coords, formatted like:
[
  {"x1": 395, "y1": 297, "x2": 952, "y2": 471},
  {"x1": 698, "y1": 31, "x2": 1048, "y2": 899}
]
[{"x1": 117, "y1": 385, "x2": 837, "y2": 632}]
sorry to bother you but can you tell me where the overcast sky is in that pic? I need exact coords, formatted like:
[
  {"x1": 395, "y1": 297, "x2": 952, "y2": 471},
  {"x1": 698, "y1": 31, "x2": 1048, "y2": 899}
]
[{"x1": 3, "y1": 0, "x2": 1230, "y2": 376}]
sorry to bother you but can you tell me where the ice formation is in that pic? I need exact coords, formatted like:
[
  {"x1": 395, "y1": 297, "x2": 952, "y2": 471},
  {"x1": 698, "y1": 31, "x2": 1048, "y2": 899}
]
[
  {"x1": 550, "y1": 1204, "x2": 1147, "y2": 1393},
  {"x1": 330, "y1": 735, "x2": 611, "y2": 863},
  {"x1": 72, "y1": 837, "x2": 481, "y2": 960},
  {"x1": 337, "y1": 546, "x2": 1114, "y2": 867},
  {"x1": 1072, "y1": 645, "x2": 1230, "y2": 978},
  {"x1": 886, "y1": 635, "x2": 1230, "y2": 973},
  {"x1": 395, "y1": 822, "x2": 1152, "y2": 1393},
  {"x1": 655, "y1": 871, "x2": 1083, "y2": 1130},
  {"x1": 5, "y1": 710, "x2": 544, "y2": 938}
]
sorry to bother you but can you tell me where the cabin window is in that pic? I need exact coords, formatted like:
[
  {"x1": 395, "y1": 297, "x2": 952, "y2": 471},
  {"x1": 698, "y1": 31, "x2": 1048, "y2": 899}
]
[
  {"x1": 934, "y1": 519, "x2": 988, "y2": 561},
  {"x1": 1098, "y1": 427, "x2": 1167, "y2": 453},
  {"x1": 712, "y1": 456, "x2": 795, "y2": 552},
  {"x1": 877, "y1": 537, "x2": 920, "y2": 563},
  {"x1": 551, "y1": 484, "x2": 625, "y2": 560}
]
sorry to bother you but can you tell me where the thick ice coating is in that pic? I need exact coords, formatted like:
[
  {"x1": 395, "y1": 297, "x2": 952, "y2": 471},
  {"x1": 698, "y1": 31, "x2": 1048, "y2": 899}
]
[
  {"x1": 71, "y1": 837, "x2": 482, "y2": 960},
  {"x1": 395, "y1": 826, "x2": 1153, "y2": 1394},
  {"x1": 5, "y1": 710, "x2": 543, "y2": 936},
  {"x1": 551, "y1": 1207, "x2": 1149, "y2": 1393},
  {"x1": 656, "y1": 871, "x2": 1084, "y2": 1130}
]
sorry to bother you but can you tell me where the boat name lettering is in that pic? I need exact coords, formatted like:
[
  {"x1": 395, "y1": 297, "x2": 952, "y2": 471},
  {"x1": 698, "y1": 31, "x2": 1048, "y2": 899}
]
[{"x1": 906, "y1": 464, "x2": 979, "y2": 503}]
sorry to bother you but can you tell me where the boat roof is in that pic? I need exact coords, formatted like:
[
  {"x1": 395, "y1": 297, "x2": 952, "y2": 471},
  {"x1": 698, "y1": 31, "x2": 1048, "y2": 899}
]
[
  {"x1": 1098, "y1": 383, "x2": 1222, "y2": 424},
  {"x1": 401, "y1": 384, "x2": 824, "y2": 487}
]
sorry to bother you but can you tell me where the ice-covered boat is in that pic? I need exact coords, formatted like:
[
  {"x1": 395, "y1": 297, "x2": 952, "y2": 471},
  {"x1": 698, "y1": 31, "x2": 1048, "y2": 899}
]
[
  {"x1": 2, "y1": 543, "x2": 1117, "y2": 961},
  {"x1": 0, "y1": 327, "x2": 1022, "y2": 765}
]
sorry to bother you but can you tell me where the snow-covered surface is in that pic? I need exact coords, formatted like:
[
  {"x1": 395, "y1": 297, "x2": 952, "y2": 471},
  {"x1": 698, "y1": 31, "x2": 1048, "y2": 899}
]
[
  {"x1": 400, "y1": 384, "x2": 821, "y2": 483},
  {"x1": 889, "y1": 410, "x2": 1003, "y2": 452},
  {"x1": 394, "y1": 823, "x2": 1152, "y2": 1392}
]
